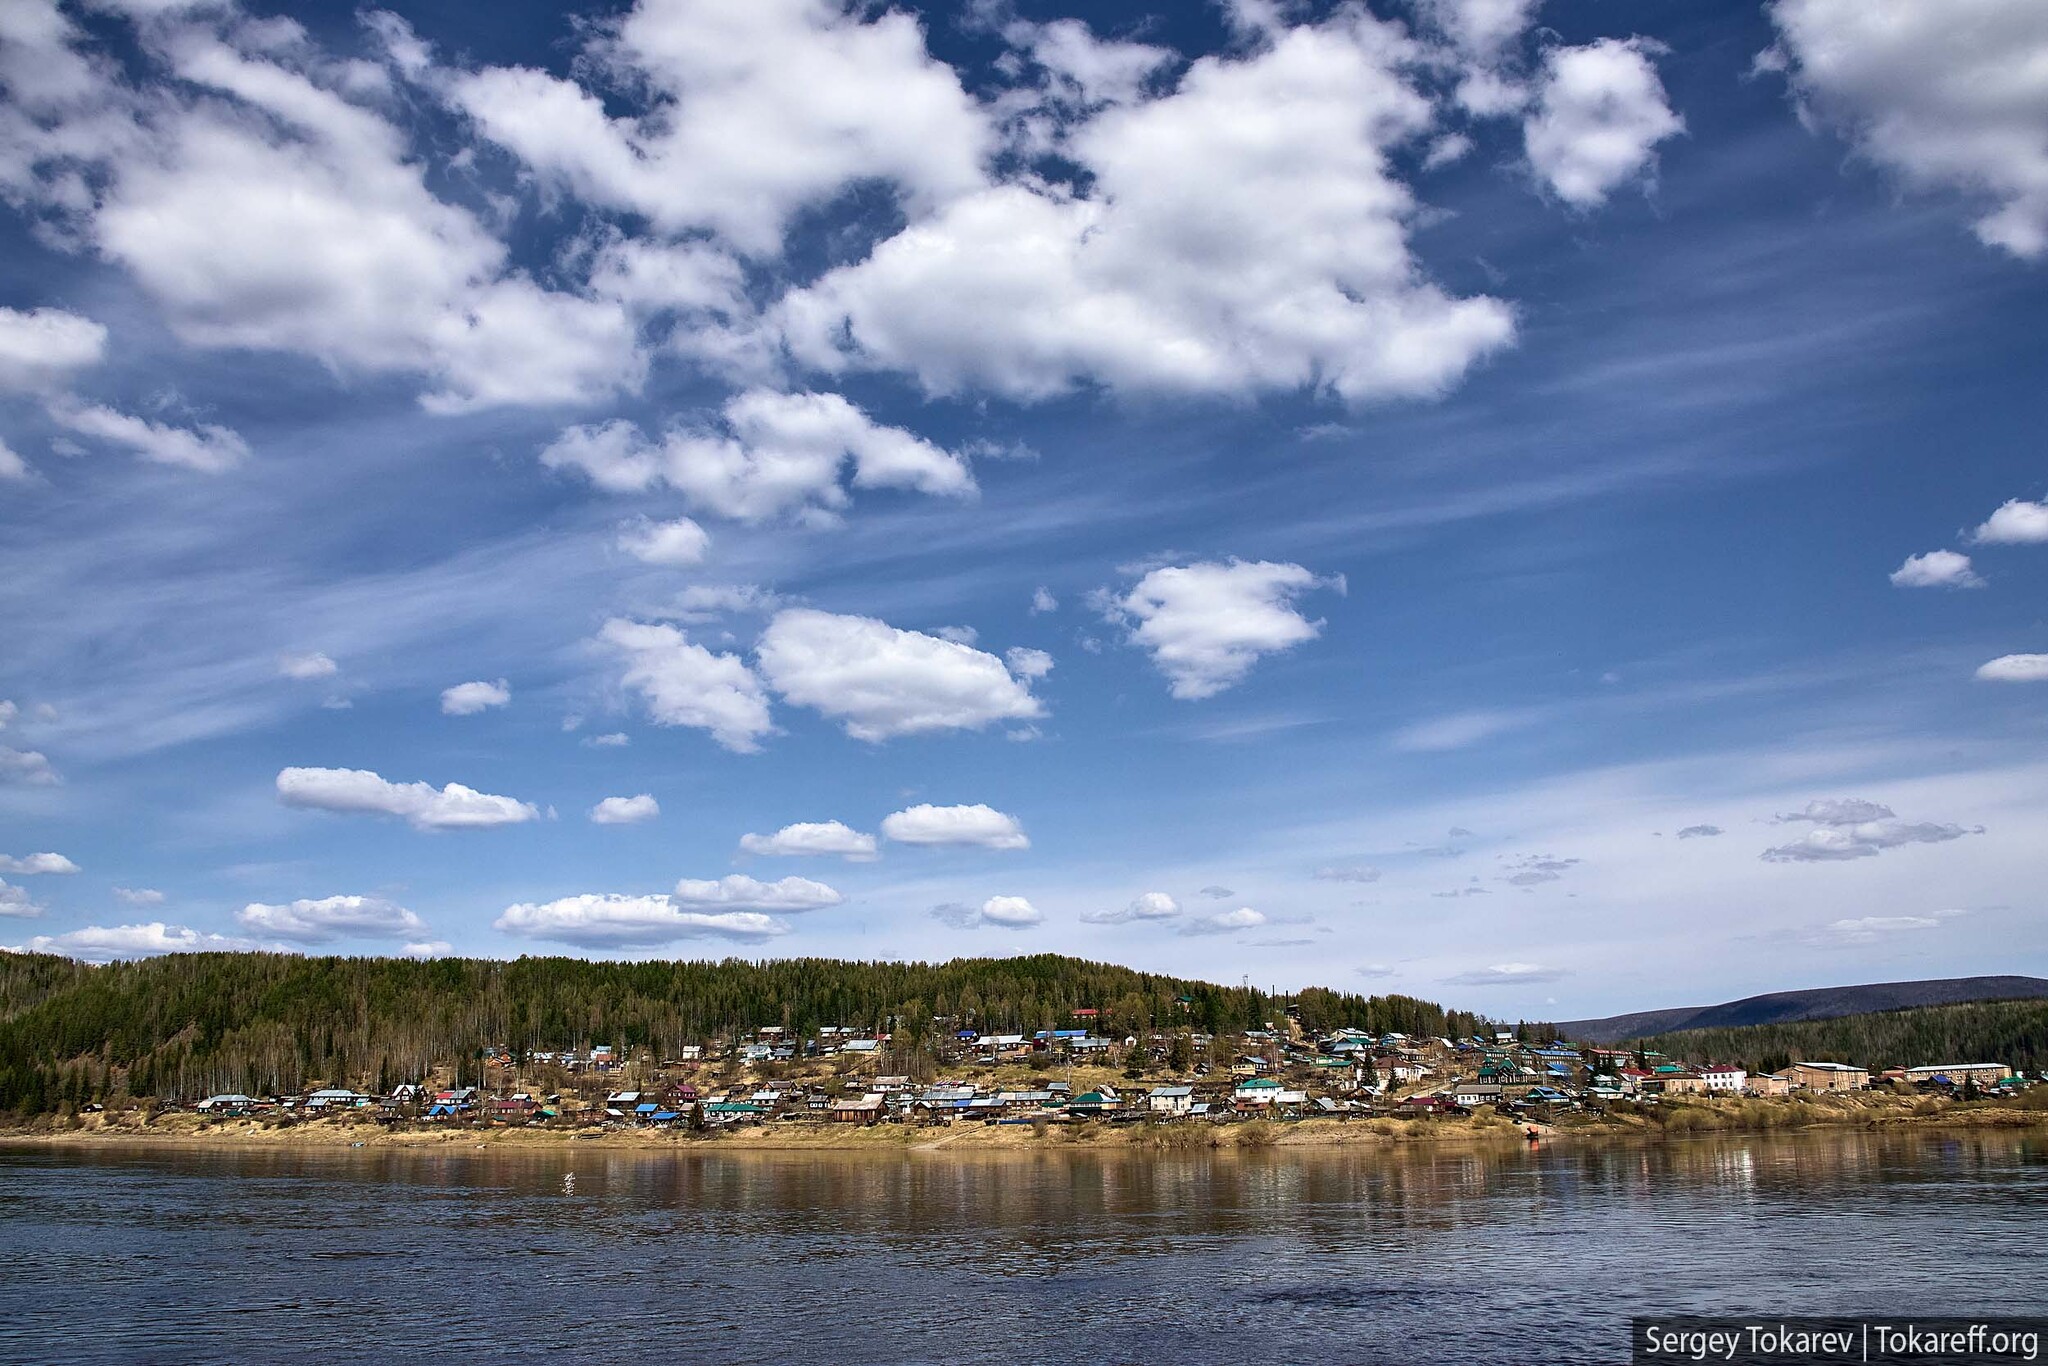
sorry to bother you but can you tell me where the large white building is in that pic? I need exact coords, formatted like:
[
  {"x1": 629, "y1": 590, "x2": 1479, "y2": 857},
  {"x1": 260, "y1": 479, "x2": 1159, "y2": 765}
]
[{"x1": 1699, "y1": 1065, "x2": 1747, "y2": 1093}]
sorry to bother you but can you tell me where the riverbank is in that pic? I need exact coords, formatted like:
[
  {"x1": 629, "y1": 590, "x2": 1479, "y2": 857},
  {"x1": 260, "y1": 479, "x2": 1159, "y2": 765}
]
[{"x1": 6, "y1": 1090, "x2": 2043, "y2": 1156}]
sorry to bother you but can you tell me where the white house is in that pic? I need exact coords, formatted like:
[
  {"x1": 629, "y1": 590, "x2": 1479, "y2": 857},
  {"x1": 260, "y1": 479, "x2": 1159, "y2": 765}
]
[
  {"x1": 1699, "y1": 1065, "x2": 1747, "y2": 1093},
  {"x1": 1232, "y1": 1077, "x2": 1306, "y2": 1109},
  {"x1": 1147, "y1": 1085, "x2": 1194, "y2": 1115}
]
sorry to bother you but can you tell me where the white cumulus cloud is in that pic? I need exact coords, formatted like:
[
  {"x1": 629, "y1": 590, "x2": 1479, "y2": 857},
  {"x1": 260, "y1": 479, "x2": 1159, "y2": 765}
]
[
  {"x1": 779, "y1": 9, "x2": 1515, "y2": 405},
  {"x1": 932, "y1": 895, "x2": 1043, "y2": 929},
  {"x1": 1004, "y1": 647, "x2": 1055, "y2": 680},
  {"x1": 671, "y1": 873, "x2": 844, "y2": 912},
  {"x1": 0, "y1": 879, "x2": 43, "y2": 919},
  {"x1": 449, "y1": 0, "x2": 989, "y2": 256},
  {"x1": 441, "y1": 679, "x2": 512, "y2": 715},
  {"x1": 1975, "y1": 498, "x2": 2048, "y2": 544},
  {"x1": 276, "y1": 766, "x2": 539, "y2": 830},
  {"x1": 0, "y1": 852, "x2": 80, "y2": 875},
  {"x1": 0, "y1": 5, "x2": 642, "y2": 412},
  {"x1": 1977, "y1": 654, "x2": 2048, "y2": 683},
  {"x1": 1080, "y1": 891, "x2": 1180, "y2": 924},
  {"x1": 236, "y1": 894, "x2": 427, "y2": 944},
  {"x1": 756, "y1": 609, "x2": 1043, "y2": 741},
  {"x1": 600, "y1": 617, "x2": 775, "y2": 753},
  {"x1": 11, "y1": 922, "x2": 268, "y2": 962},
  {"x1": 1889, "y1": 550, "x2": 1982, "y2": 589},
  {"x1": 495, "y1": 874, "x2": 840, "y2": 947},
  {"x1": 494, "y1": 883, "x2": 811, "y2": 948},
  {"x1": 1523, "y1": 38, "x2": 1682, "y2": 208},
  {"x1": 617, "y1": 516, "x2": 710, "y2": 567},
  {"x1": 1180, "y1": 906, "x2": 1269, "y2": 936},
  {"x1": 880, "y1": 803, "x2": 1030, "y2": 850},
  {"x1": 0, "y1": 306, "x2": 107, "y2": 392},
  {"x1": 1768, "y1": 0, "x2": 2048, "y2": 258},
  {"x1": 541, "y1": 389, "x2": 974, "y2": 522},
  {"x1": 1105, "y1": 559, "x2": 1340, "y2": 699},
  {"x1": 977, "y1": 895, "x2": 1042, "y2": 927},
  {"x1": 738, "y1": 821, "x2": 879, "y2": 861},
  {"x1": 590, "y1": 794, "x2": 660, "y2": 825},
  {"x1": 0, "y1": 748, "x2": 60, "y2": 786}
]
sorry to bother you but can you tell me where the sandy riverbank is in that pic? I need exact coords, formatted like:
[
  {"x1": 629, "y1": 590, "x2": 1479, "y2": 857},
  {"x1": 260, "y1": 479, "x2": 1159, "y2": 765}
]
[{"x1": 6, "y1": 1092, "x2": 2043, "y2": 1157}]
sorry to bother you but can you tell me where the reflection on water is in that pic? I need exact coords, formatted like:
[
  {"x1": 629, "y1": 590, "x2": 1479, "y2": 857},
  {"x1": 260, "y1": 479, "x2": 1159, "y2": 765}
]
[{"x1": 2, "y1": 1130, "x2": 2042, "y2": 1364}]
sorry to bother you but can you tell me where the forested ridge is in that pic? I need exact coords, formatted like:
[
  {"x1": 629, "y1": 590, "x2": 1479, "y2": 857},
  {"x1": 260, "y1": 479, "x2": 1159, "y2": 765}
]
[
  {"x1": 0, "y1": 951, "x2": 1490, "y2": 1115},
  {"x1": 1640, "y1": 998, "x2": 2048, "y2": 1074}
]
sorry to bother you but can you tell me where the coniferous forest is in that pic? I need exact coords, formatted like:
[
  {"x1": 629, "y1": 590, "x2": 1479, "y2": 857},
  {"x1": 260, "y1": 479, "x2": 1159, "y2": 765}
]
[
  {"x1": 1641, "y1": 998, "x2": 2048, "y2": 1075},
  {"x1": 0, "y1": 951, "x2": 1490, "y2": 1116}
]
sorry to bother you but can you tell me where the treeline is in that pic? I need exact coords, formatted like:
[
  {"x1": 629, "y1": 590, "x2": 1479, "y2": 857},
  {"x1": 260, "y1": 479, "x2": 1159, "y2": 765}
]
[
  {"x1": 1641, "y1": 998, "x2": 2048, "y2": 1074},
  {"x1": 0, "y1": 951, "x2": 1492, "y2": 1116}
]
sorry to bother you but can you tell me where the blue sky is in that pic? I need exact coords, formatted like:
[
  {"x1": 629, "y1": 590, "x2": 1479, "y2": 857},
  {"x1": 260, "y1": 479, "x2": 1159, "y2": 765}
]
[{"x1": 2, "y1": 0, "x2": 2045, "y2": 1017}]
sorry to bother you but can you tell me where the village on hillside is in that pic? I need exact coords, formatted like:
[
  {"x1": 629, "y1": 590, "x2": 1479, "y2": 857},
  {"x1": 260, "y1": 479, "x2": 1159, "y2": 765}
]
[{"x1": 173, "y1": 1007, "x2": 2039, "y2": 1130}]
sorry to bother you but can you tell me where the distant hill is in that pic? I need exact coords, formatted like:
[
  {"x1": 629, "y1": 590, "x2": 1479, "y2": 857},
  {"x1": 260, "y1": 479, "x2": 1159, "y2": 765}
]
[
  {"x1": 1641, "y1": 998, "x2": 2048, "y2": 1075},
  {"x1": 1556, "y1": 976, "x2": 2048, "y2": 1045}
]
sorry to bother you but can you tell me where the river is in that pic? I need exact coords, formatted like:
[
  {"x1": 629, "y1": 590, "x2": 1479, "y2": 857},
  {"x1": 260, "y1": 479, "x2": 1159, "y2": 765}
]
[{"x1": 2, "y1": 1129, "x2": 2042, "y2": 1364}]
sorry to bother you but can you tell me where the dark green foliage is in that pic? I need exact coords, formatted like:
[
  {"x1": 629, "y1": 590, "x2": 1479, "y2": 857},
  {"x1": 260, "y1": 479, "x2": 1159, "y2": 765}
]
[
  {"x1": 1640, "y1": 999, "x2": 2048, "y2": 1074},
  {"x1": 0, "y1": 951, "x2": 1478, "y2": 1116}
]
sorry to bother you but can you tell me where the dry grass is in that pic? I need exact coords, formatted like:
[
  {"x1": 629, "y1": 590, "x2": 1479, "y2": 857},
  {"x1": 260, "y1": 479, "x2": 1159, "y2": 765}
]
[
  {"x1": 1233, "y1": 1119, "x2": 1281, "y2": 1148},
  {"x1": 1134, "y1": 1120, "x2": 1218, "y2": 1151},
  {"x1": 11, "y1": 1087, "x2": 2045, "y2": 1156}
]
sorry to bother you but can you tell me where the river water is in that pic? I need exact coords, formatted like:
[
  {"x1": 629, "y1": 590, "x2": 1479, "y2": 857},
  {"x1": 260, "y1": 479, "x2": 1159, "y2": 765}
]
[{"x1": 1, "y1": 1129, "x2": 2042, "y2": 1364}]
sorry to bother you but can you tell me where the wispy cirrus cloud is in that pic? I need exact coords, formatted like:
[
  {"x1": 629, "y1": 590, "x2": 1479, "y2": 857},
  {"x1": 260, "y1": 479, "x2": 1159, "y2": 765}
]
[{"x1": 1441, "y1": 961, "x2": 1568, "y2": 986}]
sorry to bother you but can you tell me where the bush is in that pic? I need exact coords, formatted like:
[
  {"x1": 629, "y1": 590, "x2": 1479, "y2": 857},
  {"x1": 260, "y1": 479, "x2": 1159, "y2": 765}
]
[
  {"x1": 1235, "y1": 1119, "x2": 1280, "y2": 1148},
  {"x1": 1137, "y1": 1121, "x2": 1215, "y2": 1151}
]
